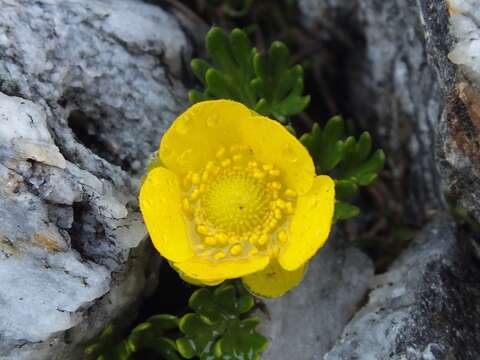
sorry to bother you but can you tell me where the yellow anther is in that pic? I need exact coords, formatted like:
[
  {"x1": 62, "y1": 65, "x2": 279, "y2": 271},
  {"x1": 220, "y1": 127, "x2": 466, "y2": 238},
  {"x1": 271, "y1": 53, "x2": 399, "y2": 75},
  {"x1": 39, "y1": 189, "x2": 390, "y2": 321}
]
[
  {"x1": 269, "y1": 218, "x2": 278, "y2": 228},
  {"x1": 271, "y1": 181, "x2": 282, "y2": 190},
  {"x1": 248, "y1": 161, "x2": 258, "y2": 168},
  {"x1": 214, "y1": 251, "x2": 226, "y2": 260},
  {"x1": 191, "y1": 173, "x2": 200, "y2": 185},
  {"x1": 230, "y1": 244, "x2": 243, "y2": 256},
  {"x1": 190, "y1": 189, "x2": 201, "y2": 201},
  {"x1": 182, "y1": 198, "x2": 192, "y2": 212},
  {"x1": 274, "y1": 209, "x2": 283, "y2": 220},
  {"x1": 204, "y1": 236, "x2": 217, "y2": 246},
  {"x1": 253, "y1": 170, "x2": 265, "y2": 179},
  {"x1": 233, "y1": 154, "x2": 243, "y2": 162},
  {"x1": 262, "y1": 164, "x2": 273, "y2": 171},
  {"x1": 221, "y1": 159, "x2": 232, "y2": 167},
  {"x1": 196, "y1": 225, "x2": 209, "y2": 235},
  {"x1": 216, "y1": 233, "x2": 228, "y2": 245},
  {"x1": 202, "y1": 171, "x2": 209, "y2": 182},
  {"x1": 284, "y1": 189, "x2": 297, "y2": 198},
  {"x1": 249, "y1": 247, "x2": 259, "y2": 256},
  {"x1": 285, "y1": 202, "x2": 294, "y2": 214},
  {"x1": 249, "y1": 233, "x2": 258, "y2": 245},
  {"x1": 278, "y1": 230, "x2": 287, "y2": 243},
  {"x1": 205, "y1": 161, "x2": 215, "y2": 171},
  {"x1": 258, "y1": 234, "x2": 268, "y2": 246},
  {"x1": 269, "y1": 169, "x2": 280, "y2": 177},
  {"x1": 276, "y1": 199, "x2": 285, "y2": 209},
  {"x1": 197, "y1": 244, "x2": 205, "y2": 250},
  {"x1": 216, "y1": 147, "x2": 226, "y2": 158}
]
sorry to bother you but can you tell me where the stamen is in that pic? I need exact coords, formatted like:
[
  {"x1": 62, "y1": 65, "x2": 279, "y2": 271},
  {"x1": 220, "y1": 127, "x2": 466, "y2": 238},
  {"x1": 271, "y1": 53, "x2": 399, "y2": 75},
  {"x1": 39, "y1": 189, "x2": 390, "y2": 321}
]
[{"x1": 181, "y1": 145, "x2": 297, "y2": 262}]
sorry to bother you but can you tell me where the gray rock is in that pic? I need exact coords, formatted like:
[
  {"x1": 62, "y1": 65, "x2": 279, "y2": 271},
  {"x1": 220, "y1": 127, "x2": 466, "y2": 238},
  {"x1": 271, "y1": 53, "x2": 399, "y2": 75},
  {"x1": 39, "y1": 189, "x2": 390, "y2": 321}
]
[
  {"x1": 299, "y1": 0, "x2": 480, "y2": 224},
  {"x1": 419, "y1": 0, "x2": 480, "y2": 223},
  {"x1": 0, "y1": 0, "x2": 191, "y2": 358},
  {"x1": 325, "y1": 215, "x2": 480, "y2": 360},
  {"x1": 260, "y1": 232, "x2": 374, "y2": 360},
  {"x1": 298, "y1": 0, "x2": 445, "y2": 225}
]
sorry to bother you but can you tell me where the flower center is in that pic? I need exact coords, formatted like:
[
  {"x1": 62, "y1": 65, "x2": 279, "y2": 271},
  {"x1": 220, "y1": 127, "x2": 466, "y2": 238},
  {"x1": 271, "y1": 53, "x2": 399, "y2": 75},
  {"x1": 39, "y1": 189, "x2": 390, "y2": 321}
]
[
  {"x1": 202, "y1": 175, "x2": 269, "y2": 234},
  {"x1": 181, "y1": 145, "x2": 297, "y2": 261}
]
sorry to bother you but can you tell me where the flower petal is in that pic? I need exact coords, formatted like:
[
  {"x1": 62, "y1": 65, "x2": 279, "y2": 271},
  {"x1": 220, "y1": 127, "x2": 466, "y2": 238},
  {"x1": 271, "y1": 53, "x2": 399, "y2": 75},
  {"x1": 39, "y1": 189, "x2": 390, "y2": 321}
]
[
  {"x1": 174, "y1": 255, "x2": 269, "y2": 283},
  {"x1": 160, "y1": 100, "x2": 252, "y2": 174},
  {"x1": 159, "y1": 100, "x2": 315, "y2": 194},
  {"x1": 279, "y1": 175, "x2": 335, "y2": 271},
  {"x1": 173, "y1": 263, "x2": 224, "y2": 286},
  {"x1": 139, "y1": 166, "x2": 195, "y2": 262},
  {"x1": 243, "y1": 116, "x2": 315, "y2": 195},
  {"x1": 242, "y1": 260, "x2": 307, "y2": 298}
]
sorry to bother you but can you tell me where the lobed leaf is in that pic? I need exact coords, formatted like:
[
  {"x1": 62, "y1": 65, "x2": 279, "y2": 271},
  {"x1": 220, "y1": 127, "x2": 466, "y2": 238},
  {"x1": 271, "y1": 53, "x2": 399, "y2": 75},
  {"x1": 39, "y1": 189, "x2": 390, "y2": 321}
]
[
  {"x1": 301, "y1": 116, "x2": 385, "y2": 221},
  {"x1": 189, "y1": 27, "x2": 309, "y2": 122}
]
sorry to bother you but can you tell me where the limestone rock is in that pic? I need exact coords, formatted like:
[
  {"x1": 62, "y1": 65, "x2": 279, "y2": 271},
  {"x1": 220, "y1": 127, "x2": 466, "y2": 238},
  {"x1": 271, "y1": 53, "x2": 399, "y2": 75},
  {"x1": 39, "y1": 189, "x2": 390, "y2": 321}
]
[
  {"x1": 260, "y1": 233, "x2": 374, "y2": 360},
  {"x1": 0, "y1": 0, "x2": 191, "y2": 358},
  {"x1": 325, "y1": 215, "x2": 480, "y2": 360},
  {"x1": 298, "y1": 0, "x2": 445, "y2": 225},
  {"x1": 421, "y1": 0, "x2": 480, "y2": 223}
]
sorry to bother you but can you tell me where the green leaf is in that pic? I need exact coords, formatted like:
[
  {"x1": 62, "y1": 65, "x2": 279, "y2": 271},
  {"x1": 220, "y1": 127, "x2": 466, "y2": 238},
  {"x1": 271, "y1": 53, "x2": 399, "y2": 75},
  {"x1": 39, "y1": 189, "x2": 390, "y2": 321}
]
[
  {"x1": 300, "y1": 116, "x2": 346, "y2": 172},
  {"x1": 189, "y1": 27, "x2": 309, "y2": 122},
  {"x1": 334, "y1": 201, "x2": 360, "y2": 221},
  {"x1": 178, "y1": 283, "x2": 266, "y2": 360},
  {"x1": 85, "y1": 315, "x2": 180, "y2": 360},
  {"x1": 335, "y1": 180, "x2": 359, "y2": 201},
  {"x1": 301, "y1": 116, "x2": 385, "y2": 221}
]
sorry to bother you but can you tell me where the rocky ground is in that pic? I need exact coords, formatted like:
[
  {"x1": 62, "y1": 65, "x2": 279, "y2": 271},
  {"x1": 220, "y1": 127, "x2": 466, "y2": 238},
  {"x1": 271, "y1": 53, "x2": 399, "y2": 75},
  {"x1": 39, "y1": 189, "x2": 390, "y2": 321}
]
[{"x1": 0, "y1": 0, "x2": 479, "y2": 359}]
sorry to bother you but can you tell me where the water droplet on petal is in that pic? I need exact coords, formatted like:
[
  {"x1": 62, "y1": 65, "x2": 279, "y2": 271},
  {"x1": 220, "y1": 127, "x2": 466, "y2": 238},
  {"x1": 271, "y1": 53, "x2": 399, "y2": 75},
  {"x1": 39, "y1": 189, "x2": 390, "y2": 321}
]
[
  {"x1": 206, "y1": 114, "x2": 219, "y2": 127},
  {"x1": 179, "y1": 149, "x2": 193, "y2": 165},
  {"x1": 176, "y1": 115, "x2": 191, "y2": 134},
  {"x1": 162, "y1": 144, "x2": 173, "y2": 158}
]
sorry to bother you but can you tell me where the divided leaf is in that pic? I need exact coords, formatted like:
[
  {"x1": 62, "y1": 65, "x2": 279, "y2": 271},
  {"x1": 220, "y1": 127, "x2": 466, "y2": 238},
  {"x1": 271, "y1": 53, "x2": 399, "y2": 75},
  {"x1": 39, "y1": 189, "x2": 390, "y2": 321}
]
[
  {"x1": 84, "y1": 315, "x2": 180, "y2": 360},
  {"x1": 301, "y1": 116, "x2": 385, "y2": 221},
  {"x1": 177, "y1": 283, "x2": 266, "y2": 360},
  {"x1": 189, "y1": 27, "x2": 309, "y2": 122}
]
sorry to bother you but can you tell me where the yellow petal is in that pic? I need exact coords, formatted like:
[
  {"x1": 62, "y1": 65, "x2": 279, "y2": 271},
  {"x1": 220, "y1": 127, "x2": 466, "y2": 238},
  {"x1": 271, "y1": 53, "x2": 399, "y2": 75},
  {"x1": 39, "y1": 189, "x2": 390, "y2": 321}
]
[
  {"x1": 159, "y1": 100, "x2": 315, "y2": 194},
  {"x1": 279, "y1": 175, "x2": 335, "y2": 271},
  {"x1": 243, "y1": 116, "x2": 315, "y2": 195},
  {"x1": 139, "y1": 166, "x2": 194, "y2": 262},
  {"x1": 174, "y1": 255, "x2": 269, "y2": 283},
  {"x1": 159, "y1": 100, "x2": 252, "y2": 174},
  {"x1": 172, "y1": 262, "x2": 224, "y2": 286},
  {"x1": 242, "y1": 260, "x2": 307, "y2": 298}
]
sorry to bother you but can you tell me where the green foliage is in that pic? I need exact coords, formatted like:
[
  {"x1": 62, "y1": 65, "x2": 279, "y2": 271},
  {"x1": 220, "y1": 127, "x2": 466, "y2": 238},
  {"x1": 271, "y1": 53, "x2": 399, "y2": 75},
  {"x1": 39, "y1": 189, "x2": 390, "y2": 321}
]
[
  {"x1": 85, "y1": 283, "x2": 266, "y2": 360},
  {"x1": 176, "y1": 282, "x2": 267, "y2": 360},
  {"x1": 189, "y1": 27, "x2": 310, "y2": 122},
  {"x1": 300, "y1": 116, "x2": 385, "y2": 221},
  {"x1": 84, "y1": 315, "x2": 181, "y2": 360}
]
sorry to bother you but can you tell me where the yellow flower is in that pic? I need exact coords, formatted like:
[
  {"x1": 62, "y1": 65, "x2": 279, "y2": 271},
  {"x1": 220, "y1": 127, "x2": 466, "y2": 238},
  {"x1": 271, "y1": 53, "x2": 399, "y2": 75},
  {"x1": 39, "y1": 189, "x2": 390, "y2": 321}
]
[{"x1": 139, "y1": 100, "x2": 335, "y2": 297}]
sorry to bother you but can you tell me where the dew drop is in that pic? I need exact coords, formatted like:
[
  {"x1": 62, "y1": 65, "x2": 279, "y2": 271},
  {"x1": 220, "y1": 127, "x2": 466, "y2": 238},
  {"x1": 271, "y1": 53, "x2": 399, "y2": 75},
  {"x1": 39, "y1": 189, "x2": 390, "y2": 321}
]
[
  {"x1": 179, "y1": 149, "x2": 193, "y2": 164},
  {"x1": 176, "y1": 115, "x2": 191, "y2": 134},
  {"x1": 206, "y1": 114, "x2": 219, "y2": 127},
  {"x1": 162, "y1": 144, "x2": 173, "y2": 158}
]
